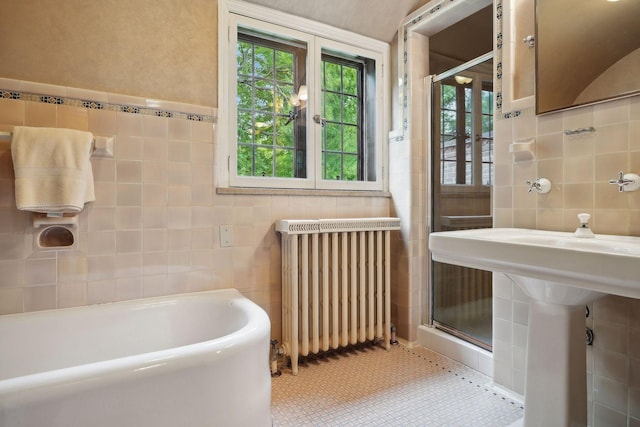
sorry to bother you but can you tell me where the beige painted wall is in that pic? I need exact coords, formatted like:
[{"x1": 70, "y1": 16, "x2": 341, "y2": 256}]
[
  {"x1": 0, "y1": 0, "x2": 217, "y2": 106},
  {"x1": 0, "y1": 1, "x2": 392, "y2": 342}
]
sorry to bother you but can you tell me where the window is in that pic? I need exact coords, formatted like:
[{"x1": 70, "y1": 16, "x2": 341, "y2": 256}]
[
  {"x1": 219, "y1": 0, "x2": 388, "y2": 191},
  {"x1": 236, "y1": 33, "x2": 306, "y2": 178},
  {"x1": 321, "y1": 56, "x2": 362, "y2": 181},
  {"x1": 438, "y1": 75, "x2": 493, "y2": 186},
  {"x1": 439, "y1": 83, "x2": 472, "y2": 185}
]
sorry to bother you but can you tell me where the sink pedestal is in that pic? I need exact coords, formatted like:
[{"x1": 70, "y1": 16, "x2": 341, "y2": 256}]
[
  {"x1": 524, "y1": 301, "x2": 587, "y2": 426},
  {"x1": 428, "y1": 227, "x2": 640, "y2": 426},
  {"x1": 507, "y1": 274, "x2": 604, "y2": 426}
]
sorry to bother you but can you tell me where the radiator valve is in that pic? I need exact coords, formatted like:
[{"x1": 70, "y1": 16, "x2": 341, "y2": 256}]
[
  {"x1": 390, "y1": 324, "x2": 399, "y2": 345},
  {"x1": 270, "y1": 339, "x2": 284, "y2": 377}
]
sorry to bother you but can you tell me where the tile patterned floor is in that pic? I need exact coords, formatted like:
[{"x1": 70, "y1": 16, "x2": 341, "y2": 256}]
[{"x1": 272, "y1": 344, "x2": 523, "y2": 426}]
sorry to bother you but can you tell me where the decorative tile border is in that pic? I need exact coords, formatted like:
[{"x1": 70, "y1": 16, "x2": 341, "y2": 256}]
[
  {"x1": 398, "y1": 0, "x2": 488, "y2": 141},
  {"x1": 493, "y1": 0, "x2": 535, "y2": 120},
  {"x1": 494, "y1": 0, "x2": 506, "y2": 116},
  {"x1": 0, "y1": 85, "x2": 216, "y2": 124},
  {"x1": 397, "y1": 0, "x2": 524, "y2": 140}
]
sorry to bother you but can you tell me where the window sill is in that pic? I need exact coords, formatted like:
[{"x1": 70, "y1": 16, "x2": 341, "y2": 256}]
[{"x1": 216, "y1": 187, "x2": 391, "y2": 198}]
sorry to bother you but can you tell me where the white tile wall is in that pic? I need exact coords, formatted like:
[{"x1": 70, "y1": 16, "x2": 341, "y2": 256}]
[
  {"x1": 0, "y1": 79, "x2": 392, "y2": 344},
  {"x1": 492, "y1": 0, "x2": 640, "y2": 422}
]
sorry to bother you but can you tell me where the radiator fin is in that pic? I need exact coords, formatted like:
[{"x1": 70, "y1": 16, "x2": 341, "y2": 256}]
[{"x1": 277, "y1": 218, "x2": 400, "y2": 375}]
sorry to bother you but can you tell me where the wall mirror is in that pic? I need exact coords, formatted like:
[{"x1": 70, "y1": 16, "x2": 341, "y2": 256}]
[{"x1": 536, "y1": 0, "x2": 640, "y2": 114}]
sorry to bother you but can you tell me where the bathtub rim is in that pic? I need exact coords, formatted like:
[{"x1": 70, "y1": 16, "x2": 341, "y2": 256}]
[{"x1": 0, "y1": 288, "x2": 270, "y2": 398}]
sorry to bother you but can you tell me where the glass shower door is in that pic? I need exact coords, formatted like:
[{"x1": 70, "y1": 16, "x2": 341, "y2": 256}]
[{"x1": 430, "y1": 55, "x2": 493, "y2": 350}]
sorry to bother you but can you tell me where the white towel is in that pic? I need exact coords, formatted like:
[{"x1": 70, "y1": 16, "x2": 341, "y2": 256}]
[{"x1": 11, "y1": 126, "x2": 95, "y2": 213}]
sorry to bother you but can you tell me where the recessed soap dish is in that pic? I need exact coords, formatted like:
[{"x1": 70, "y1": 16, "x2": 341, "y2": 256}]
[
  {"x1": 33, "y1": 214, "x2": 79, "y2": 251},
  {"x1": 509, "y1": 138, "x2": 535, "y2": 162},
  {"x1": 38, "y1": 226, "x2": 76, "y2": 248}
]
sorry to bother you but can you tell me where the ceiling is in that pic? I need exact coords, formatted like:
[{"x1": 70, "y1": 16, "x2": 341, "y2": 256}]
[{"x1": 241, "y1": 0, "x2": 431, "y2": 41}]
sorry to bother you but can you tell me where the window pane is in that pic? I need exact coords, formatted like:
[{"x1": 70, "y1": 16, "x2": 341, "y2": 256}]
[
  {"x1": 254, "y1": 117, "x2": 272, "y2": 147},
  {"x1": 465, "y1": 135, "x2": 472, "y2": 177},
  {"x1": 237, "y1": 41, "x2": 253, "y2": 76},
  {"x1": 275, "y1": 51, "x2": 293, "y2": 82},
  {"x1": 276, "y1": 116, "x2": 293, "y2": 147},
  {"x1": 482, "y1": 162, "x2": 493, "y2": 186},
  {"x1": 325, "y1": 153, "x2": 342, "y2": 180},
  {"x1": 276, "y1": 84, "x2": 294, "y2": 114},
  {"x1": 442, "y1": 161, "x2": 456, "y2": 185},
  {"x1": 343, "y1": 155, "x2": 358, "y2": 181},
  {"x1": 237, "y1": 81, "x2": 252, "y2": 110},
  {"x1": 343, "y1": 125, "x2": 357, "y2": 153},
  {"x1": 254, "y1": 45, "x2": 274, "y2": 78},
  {"x1": 482, "y1": 86, "x2": 494, "y2": 185},
  {"x1": 325, "y1": 123, "x2": 341, "y2": 151},
  {"x1": 324, "y1": 62, "x2": 341, "y2": 92},
  {"x1": 343, "y1": 95, "x2": 358, "y2": 124},
  {"x1": 255, "y1": 146, "x2": 273, "y2": 177},
  {"x1": 482, "y1": 89, "x2": 493, "y2": 114},
  {"x1": 321, "y1": 54, "x2": 366, "y2": 182},
  {"x1": 343, "y1": 67, "x2": 357, "y2": 95},
  {"x1": 237, "y1": 111, "x2": 253, "y2": 143},
  {"x1": 325, "y1": 93, "x2": 342, "y2": 122},
  {"x1": 275, "y1": 149, "x2": 294, "y2": 177},
  {"x1": 440, "y1": 83, "x2": 456, "y2": 185},
  {"x1": 237, "y1": 145, "x2": 253, "y2": 176},
  {"x1": 441, "y1": 110, "x2": 456, "y2": 135},
  {"x1": 441, "y1": 85, "x2": 456, "y2": 109},
  {"x1": 255, "y1": 87, "x2": 273, "y2": 111},
  {"x1": 236, "y1": 32, "x2": 305, "y2": 178}
]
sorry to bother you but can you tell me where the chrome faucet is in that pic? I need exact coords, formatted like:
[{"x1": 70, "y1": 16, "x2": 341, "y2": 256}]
[
  {"x1": 608, "y1": 171, "x2": 637, "y2": 192},
  {"x1": 526, "y1": 178, "x2": 551, "y2": 194}
]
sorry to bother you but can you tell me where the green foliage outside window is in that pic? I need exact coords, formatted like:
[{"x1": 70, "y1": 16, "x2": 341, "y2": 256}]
[
  {"x1": 236, "y1": 34, "x2": 367, "y2": 183},
  {"x1": 236, "y1": 38, "x2": 296, "y2": 178},
  {"x1": 321, "y1": 58, "x2": 362, "y2": 181}
]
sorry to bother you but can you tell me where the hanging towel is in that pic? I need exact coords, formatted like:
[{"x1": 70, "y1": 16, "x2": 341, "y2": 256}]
[{"x1": 11, "y1": 126, "x2": 95, "y2": 213}]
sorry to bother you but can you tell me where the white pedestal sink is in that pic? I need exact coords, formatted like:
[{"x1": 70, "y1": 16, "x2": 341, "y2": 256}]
[{"x1": 429, "y1": 228, "x2": 640, "y2": 427}]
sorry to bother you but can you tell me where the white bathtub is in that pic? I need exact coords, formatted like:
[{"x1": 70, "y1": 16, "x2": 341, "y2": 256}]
[{"x1": 0, "y1": 289, "x2": 272, "y2": 427}]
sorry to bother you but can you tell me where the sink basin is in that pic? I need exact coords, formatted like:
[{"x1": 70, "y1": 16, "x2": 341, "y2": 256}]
[
  {"x1": 428, "y1": 227, "x2": 640, "y2": 426},
  {"x1": 429, "y1": 227, "x2": 640, "y2": 304}
]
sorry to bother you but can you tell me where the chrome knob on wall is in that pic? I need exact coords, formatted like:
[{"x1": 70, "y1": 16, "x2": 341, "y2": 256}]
[
  {"x1": 522, "y1": 34, "x2": 535, "y2": 47},
  {"x1": 525, "y1": 178, "x2": 551, "y2": 194},
  {"x1": 608, "y1": 171, "x2": 640, "y2": 192}
]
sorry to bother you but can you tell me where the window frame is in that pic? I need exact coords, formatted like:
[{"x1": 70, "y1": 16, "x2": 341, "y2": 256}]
[
  {"x1": 235, "y1": 23, "x2": 310, "y2": 182},
  {"x1": 218, "y1": 0, "x2": 389, "y2": 192}
]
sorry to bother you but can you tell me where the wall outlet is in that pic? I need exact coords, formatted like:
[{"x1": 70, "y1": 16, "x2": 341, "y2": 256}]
[{"x1": 220, "y1": 225, "x2": 233, "y2": 247}]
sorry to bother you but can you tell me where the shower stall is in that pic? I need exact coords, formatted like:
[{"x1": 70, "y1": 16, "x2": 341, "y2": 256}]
[{"x1": 429, "y1": 54, "x2": 494, "y2": 350}]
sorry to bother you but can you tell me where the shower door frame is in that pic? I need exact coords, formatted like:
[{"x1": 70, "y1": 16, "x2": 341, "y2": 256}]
[{"x1": 426, "y1": 52, "x2": 494, "y2": 351}]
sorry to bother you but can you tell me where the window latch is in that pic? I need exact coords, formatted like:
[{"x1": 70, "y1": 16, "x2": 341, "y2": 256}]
[
  {"x1": 284, "y1": 110, "x2": 298, "y2": 126},
  {"x1": 313, "y1": 114, "x2": 327, "y2": 127}
]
